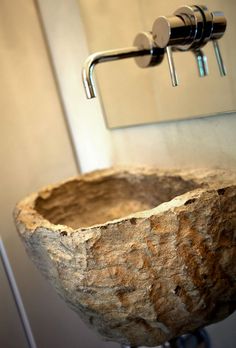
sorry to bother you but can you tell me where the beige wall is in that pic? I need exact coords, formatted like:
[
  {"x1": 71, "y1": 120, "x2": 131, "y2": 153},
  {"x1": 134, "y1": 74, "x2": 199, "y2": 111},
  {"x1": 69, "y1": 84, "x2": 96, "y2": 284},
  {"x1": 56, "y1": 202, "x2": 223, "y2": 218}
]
[
  {"x1": 0, "y1": 0, "x2": 77, "y2": 255},
  {"x1": 0, "y1": 1, "x2": 111, "y2": 347}
]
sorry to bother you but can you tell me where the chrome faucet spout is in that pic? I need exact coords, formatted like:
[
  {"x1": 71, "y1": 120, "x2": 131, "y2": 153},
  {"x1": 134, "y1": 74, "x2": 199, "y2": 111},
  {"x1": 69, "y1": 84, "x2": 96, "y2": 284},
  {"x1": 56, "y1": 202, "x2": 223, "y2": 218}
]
[{"x1": 82, "y1": 46, "x2": 150, "y2": 99}]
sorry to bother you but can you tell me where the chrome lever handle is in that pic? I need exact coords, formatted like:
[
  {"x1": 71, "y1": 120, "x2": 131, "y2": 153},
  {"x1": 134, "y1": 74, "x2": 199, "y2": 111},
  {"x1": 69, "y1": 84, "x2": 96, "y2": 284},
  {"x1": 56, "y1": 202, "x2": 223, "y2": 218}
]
[
  {"x1": 211, "y1": 11, "x2": 227, "y2": 76},
  {"x1": 166, "y1": 47, "x2": 179, "y2": 86},
  {"x1": 212, "y1": 39, "x2": 227, "y2": 76},
  {"x1": 193, "y1": 49, "x2": 209, "y2": 77}
]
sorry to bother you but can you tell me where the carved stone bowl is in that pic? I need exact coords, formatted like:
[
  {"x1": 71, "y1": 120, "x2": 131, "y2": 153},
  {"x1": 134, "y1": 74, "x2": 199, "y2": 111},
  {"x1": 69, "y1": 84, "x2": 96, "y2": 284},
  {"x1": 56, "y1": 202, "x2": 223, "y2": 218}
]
[{"x1": 14, "y1": 167, "x2": 236, "y2": 347}]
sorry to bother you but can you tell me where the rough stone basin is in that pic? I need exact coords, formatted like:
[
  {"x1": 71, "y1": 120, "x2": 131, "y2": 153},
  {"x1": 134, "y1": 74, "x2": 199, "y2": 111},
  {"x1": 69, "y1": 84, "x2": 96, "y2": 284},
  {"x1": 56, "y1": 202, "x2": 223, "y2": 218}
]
[{"x1": 14, "y1": 167, "x2": 236, "y2": 347}]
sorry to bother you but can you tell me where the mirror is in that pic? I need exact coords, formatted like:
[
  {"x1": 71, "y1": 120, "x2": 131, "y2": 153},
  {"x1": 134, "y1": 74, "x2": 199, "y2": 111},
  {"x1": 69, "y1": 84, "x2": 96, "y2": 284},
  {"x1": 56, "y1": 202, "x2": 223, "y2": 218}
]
[{"x1": 78, "y1": 0, "x2": 236, "y2": 128}]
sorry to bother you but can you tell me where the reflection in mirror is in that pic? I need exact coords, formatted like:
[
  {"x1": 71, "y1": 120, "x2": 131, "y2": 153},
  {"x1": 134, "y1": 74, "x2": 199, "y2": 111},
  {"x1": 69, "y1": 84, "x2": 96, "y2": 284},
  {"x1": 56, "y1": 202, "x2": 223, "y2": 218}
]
[{"x1": 78, "y1": 0, "x2": 236, "y2": 128}]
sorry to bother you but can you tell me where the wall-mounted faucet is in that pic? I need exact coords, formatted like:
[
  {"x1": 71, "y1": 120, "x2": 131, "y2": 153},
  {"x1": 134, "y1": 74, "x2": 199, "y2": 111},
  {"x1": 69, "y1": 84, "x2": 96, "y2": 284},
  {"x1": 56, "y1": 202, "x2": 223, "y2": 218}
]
[{"x1": 82, "y1": 5, "x2": 227, "y2": 99}]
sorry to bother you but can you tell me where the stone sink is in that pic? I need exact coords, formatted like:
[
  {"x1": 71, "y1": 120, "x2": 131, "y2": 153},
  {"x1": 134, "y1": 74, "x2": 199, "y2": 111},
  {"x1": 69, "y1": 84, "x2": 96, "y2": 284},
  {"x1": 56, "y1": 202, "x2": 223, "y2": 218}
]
[{"x1": 14, "y1": 167, "x2": 236, "y2": 347}]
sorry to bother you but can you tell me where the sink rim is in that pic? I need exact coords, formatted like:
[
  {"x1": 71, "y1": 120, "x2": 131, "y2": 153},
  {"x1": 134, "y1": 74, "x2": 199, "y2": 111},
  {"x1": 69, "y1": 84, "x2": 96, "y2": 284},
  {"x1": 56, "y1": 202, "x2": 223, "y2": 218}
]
[{"x1": 14, "y1": 166, "x2": 236, "y2": 232}]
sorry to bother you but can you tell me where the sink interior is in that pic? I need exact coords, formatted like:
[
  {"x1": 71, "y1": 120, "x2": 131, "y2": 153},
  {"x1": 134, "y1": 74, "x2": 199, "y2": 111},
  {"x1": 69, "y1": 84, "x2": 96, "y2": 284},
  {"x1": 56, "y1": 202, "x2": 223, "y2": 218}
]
[{"x1": 35, "y1": 172, "x2": 201, "y2": 229}]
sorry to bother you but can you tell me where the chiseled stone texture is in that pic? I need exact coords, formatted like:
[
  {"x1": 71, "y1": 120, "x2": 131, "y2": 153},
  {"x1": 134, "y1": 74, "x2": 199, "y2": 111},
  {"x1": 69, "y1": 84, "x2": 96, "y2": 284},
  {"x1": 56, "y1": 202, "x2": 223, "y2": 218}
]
[{"x1": 14, "y1": 167, "x2": 236, "y2": 347}]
